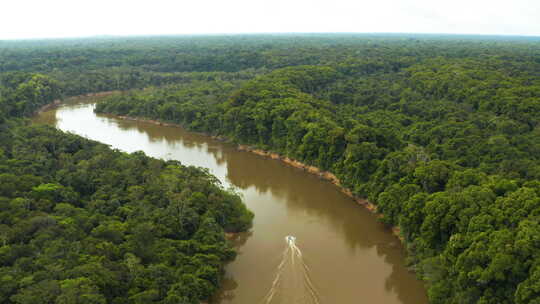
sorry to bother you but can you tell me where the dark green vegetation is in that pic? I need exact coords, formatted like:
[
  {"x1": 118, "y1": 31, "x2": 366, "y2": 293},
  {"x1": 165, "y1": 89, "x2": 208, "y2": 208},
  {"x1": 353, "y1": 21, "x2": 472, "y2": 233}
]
[
  {"x1": 0, "y1": 64, "x2": 253, "y2": 303},
  {"x1": 92, "y1": 35, "x2": 540, "y2": 303},
  {"x1": 2, "y1": 34, "x2": 540, "y2": 303},
  {"x1": 2, "y1": 34, "x2": 539, "y2": 97}
]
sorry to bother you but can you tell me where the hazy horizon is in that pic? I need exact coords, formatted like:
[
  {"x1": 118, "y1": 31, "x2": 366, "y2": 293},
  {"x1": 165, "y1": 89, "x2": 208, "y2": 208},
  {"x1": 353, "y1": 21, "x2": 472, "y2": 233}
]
[
  {"x1": 2, "y1": 32, "x2": 540, "y2": 42},
  {"x1": 2, "y1": 0, "x2": 539, "y2": 40}
]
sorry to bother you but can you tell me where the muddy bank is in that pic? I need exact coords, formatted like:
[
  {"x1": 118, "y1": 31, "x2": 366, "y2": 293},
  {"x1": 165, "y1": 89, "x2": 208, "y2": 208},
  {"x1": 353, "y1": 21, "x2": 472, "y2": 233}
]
[
  {"x1": 99, "y1": 113, "x2": 402, "y2": 240},
  {"x1": 36, "y1": 102, "x2": 428, "y2": 304},
  {"x1": 116, "y1": 116, "x2": 181, "y2": 127},
  {"x1": 235, "y1": 145, "x2": 402, "y2": 238},
  {"x1": 35, "y1": 99, "x2": 62, "y2": 115},
  {"x1": 238, "y1": 145, "x2": 403, "y2": 241},
  {"x1": 35, "y1": 92, "x2": 401, "y2": 239},
  {"x1": 237, "y1": 145, "x2": 377, "y2": 211}
]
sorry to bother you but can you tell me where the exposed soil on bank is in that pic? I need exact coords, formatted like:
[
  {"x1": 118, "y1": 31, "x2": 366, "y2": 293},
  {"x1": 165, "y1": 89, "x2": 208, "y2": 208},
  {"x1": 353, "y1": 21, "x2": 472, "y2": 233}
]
[
  {"x1": 103, "y1": 114, "x2": 403, "y2": 240},
  {"x1": 35, "y1": 100, "x2": 62, "y2": 115},
  {"x1": 35, "y1": 101, "x2": 429, "y2": 304},
  {"x1": 236, "y1": 145, "x2": 402, "y2": 239}
]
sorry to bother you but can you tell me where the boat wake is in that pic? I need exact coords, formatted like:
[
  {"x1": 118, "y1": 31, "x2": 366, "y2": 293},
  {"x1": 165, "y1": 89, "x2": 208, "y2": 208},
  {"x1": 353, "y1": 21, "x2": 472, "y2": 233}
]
[{"x1": 262, "y1": 236, "x2": 321, "y2": 304}]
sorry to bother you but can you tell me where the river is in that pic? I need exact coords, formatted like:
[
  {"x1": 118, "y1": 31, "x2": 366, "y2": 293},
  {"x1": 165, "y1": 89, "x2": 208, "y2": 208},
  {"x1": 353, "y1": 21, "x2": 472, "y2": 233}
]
[{"x1": 33, "y1": 97, "x2": 428, "y2": 304}]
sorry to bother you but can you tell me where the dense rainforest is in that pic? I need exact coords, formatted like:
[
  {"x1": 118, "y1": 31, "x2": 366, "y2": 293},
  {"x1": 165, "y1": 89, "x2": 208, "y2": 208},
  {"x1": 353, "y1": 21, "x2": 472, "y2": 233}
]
[
  {"x1": 92, "y1": 35, "x2": 540, "y2": 304},
  {"x1": 2, "y1": 34, "x2": 540, "y2": 303},
  {"x1": 0, "y1": 58, "x2": 253, "y2": 303}
]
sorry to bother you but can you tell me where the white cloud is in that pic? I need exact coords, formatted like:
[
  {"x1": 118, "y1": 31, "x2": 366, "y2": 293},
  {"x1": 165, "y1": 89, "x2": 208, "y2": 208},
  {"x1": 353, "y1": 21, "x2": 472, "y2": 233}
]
[{"x1": 1, "y1": 0, "x2": 539, "y2": 39}]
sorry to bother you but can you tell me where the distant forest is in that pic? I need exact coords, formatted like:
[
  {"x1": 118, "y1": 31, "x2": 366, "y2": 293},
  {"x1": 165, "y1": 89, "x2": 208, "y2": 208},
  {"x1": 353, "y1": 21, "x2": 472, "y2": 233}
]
[{"x1": 3, "y1": 34, "x2": 540, "y2": 303}]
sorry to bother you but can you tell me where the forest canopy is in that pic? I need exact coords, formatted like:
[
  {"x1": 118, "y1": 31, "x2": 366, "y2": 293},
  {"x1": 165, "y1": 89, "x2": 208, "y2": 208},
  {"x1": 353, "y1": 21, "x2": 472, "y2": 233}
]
[
  {"x1": 91, "y1": 34, "x2": 540, "y2": 304},
  {"x1": 2, "y1": 34, "x2": 540, "y2": 303},
  {"x1": 0, "y1": 54, "x2": 253, "y2": 304}
]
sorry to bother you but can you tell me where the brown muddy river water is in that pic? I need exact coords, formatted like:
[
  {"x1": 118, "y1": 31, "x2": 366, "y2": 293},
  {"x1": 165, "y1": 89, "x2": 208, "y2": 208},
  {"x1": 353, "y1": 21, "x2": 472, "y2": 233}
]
[{"x1": 33, "y1": 98, "x2": 428, "y2": 304}]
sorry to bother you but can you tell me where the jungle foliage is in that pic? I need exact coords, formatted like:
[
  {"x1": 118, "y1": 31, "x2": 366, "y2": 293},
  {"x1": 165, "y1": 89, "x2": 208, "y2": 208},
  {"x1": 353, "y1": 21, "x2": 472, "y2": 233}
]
[
  {"x1": 0, "y1": 67, "x2": 253, "y2": 303},
  {"x1": 93, "y1": 34, "x2": 540, "y2": 303}
]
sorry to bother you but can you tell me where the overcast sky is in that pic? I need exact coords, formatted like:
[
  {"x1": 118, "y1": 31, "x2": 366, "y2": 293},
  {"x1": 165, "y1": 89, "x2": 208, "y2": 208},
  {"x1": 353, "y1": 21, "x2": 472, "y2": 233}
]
[{"x1": 2, "y1": 0, "x2": 539, "y2": 39}]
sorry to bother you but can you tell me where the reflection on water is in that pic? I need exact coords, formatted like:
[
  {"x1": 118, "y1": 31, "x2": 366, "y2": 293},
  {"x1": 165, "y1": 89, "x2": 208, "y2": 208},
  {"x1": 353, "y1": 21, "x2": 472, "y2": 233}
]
[{"x1": 33, "y1": 99, "x2": 428, "y2": 304}]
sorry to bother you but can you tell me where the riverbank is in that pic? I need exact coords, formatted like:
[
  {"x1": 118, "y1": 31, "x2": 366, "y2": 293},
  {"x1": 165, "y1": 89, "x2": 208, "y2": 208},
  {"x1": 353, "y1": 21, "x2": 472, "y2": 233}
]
[
  {"x1": 97, "y1": 113, "x2": 403, "y2": 240},
  {"x1": 236, "y1": 145, "x2": 402, "y2": 238},
  {"x1": 35, "y1": 99, "x2": 62, "y2": 115},
  {"x1": 37, "y1": 100, "x2": 429, "y2": 304},
  {"x1": 35, "y1": 91, "x2": 119, "y2": 115}
]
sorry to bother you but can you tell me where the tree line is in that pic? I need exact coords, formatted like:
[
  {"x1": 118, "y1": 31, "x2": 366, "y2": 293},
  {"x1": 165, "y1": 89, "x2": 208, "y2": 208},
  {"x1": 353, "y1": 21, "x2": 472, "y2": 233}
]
[
  {"x1": 0, "y1": 70, "x2": 253, "y2": 303},
  {"x1": 94, "y1": 35, "x2": 540, "y2": 304}
]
